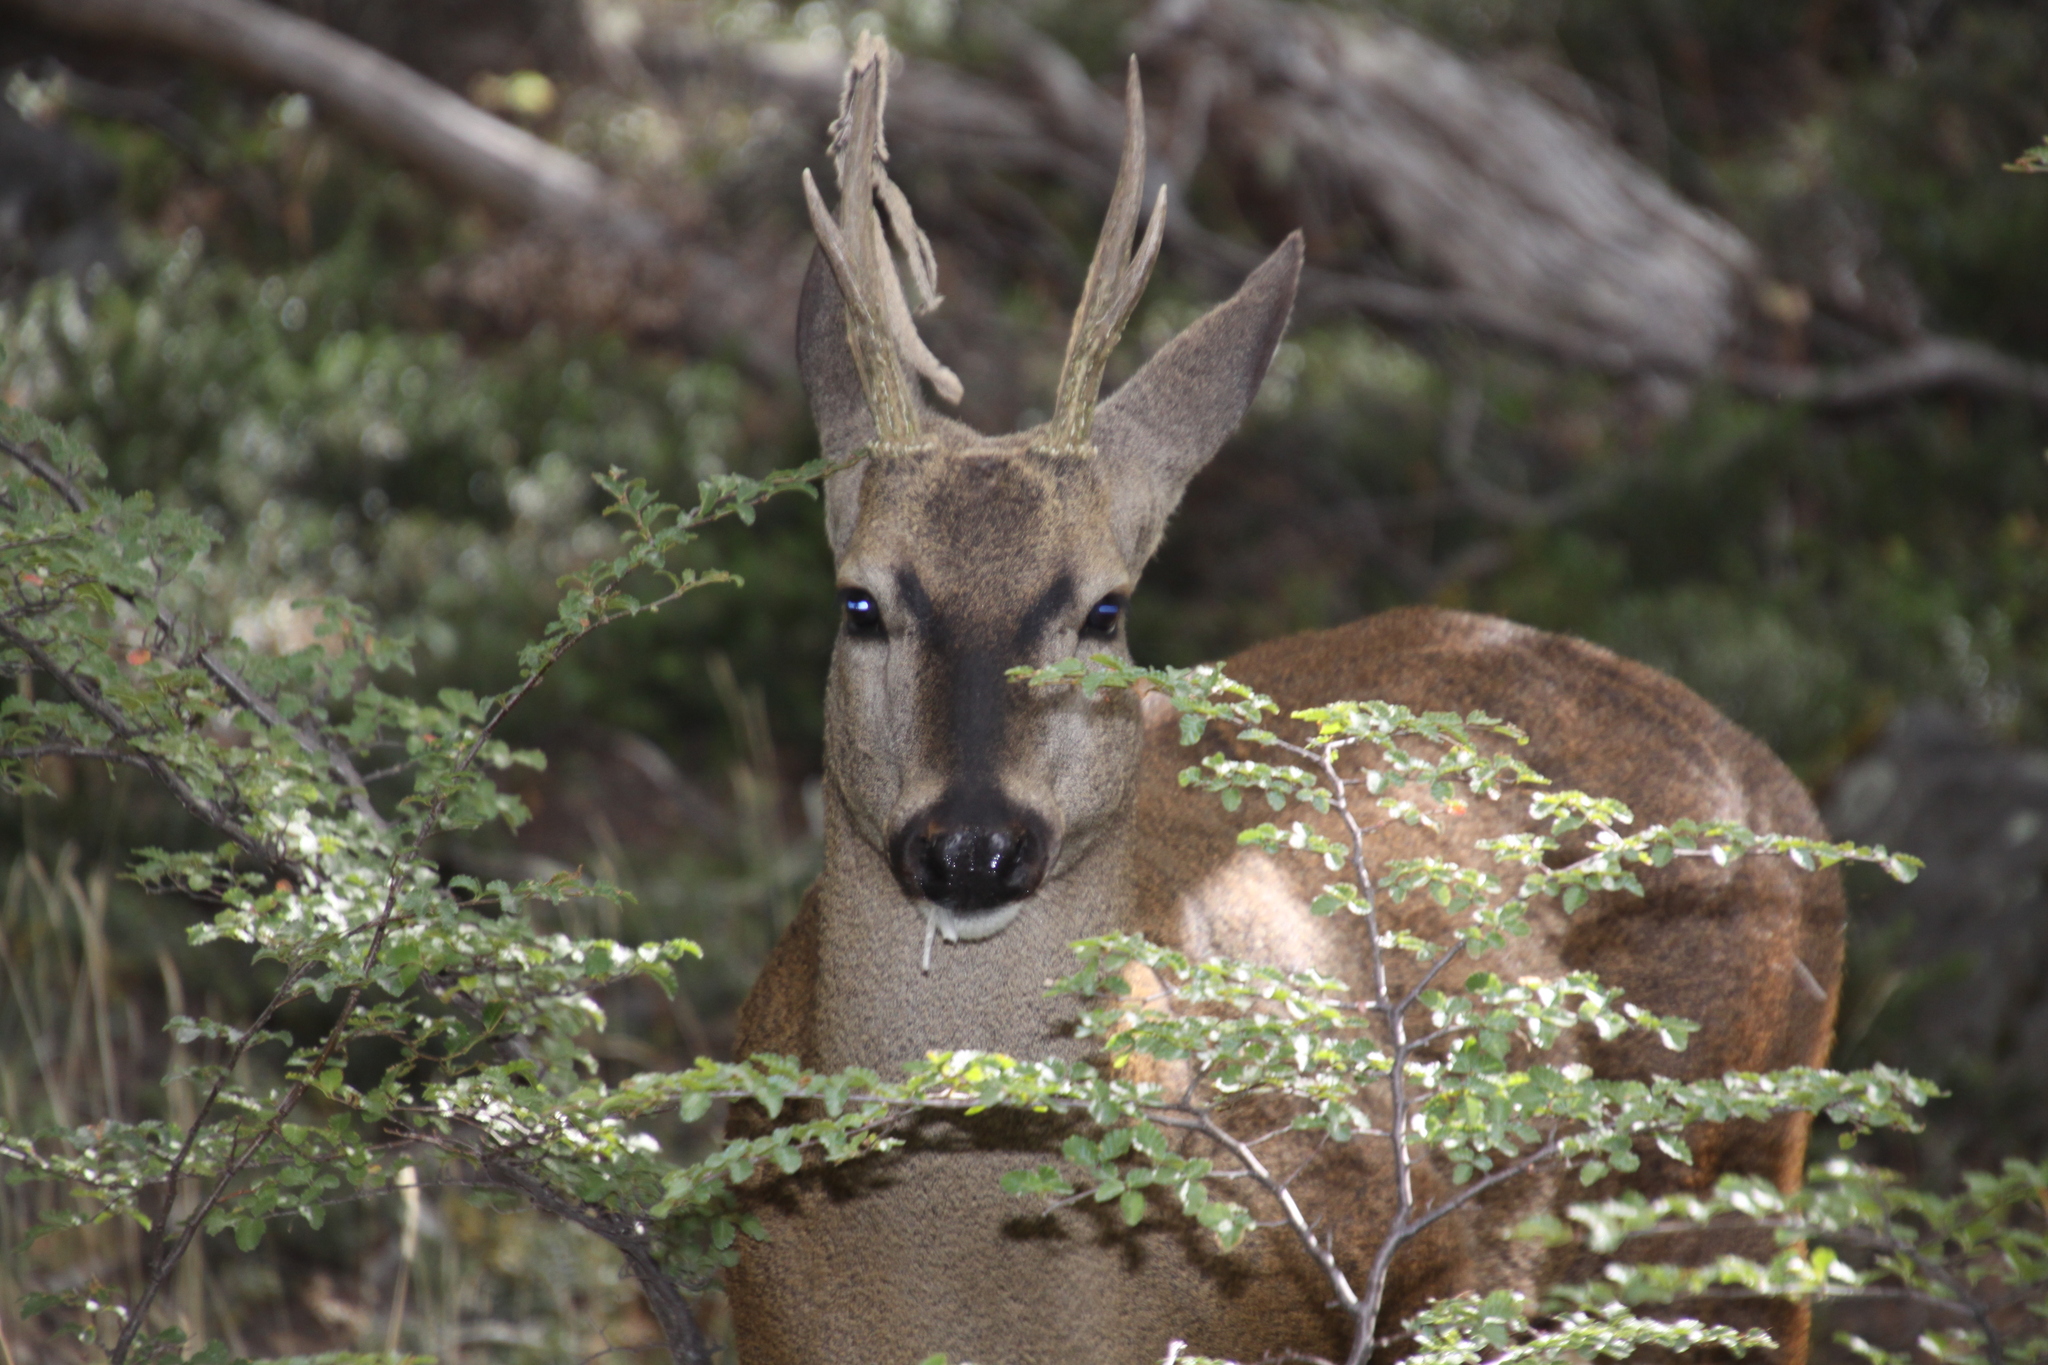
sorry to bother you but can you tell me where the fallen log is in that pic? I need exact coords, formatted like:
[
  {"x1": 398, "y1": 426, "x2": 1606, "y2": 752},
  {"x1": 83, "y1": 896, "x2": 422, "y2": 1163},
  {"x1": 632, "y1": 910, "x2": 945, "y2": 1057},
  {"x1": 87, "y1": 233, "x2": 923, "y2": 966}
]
[{"x1": 1134, "y1": 0, "x2": 1760, "y2": 374}]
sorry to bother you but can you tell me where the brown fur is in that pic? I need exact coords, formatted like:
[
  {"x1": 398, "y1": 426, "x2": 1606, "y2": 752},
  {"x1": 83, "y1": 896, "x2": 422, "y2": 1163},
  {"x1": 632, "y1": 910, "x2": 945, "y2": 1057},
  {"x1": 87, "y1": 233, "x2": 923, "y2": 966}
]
[
  {"x1": 733, "y1": 607, "x2": 1841, "y2": 1364},
  {"x1": 728, "y1": 100, "x2": 1840, "y2": 1364}
]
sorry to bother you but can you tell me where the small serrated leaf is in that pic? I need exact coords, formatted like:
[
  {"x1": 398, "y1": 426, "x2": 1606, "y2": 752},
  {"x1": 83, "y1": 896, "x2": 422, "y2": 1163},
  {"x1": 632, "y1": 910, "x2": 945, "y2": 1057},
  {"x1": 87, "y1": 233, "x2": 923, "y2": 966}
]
[{"x1": 1120, "y1": 1188, "x2": 1146, "y2": 1226}]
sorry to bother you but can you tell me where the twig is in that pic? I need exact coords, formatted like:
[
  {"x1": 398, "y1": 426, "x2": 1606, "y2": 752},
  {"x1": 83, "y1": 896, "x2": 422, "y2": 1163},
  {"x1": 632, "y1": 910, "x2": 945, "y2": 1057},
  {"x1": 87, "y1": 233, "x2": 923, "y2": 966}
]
[
  {"x1": 1391, "y1": 1137, "x2": 1564, "y2": 1247},
  {"x1": 1438, "y1": 382, "x2": 1632, "y2": 530},
  {"x1": 0, "y1": 744, "x2": 152, "y2": 769},
  {"x1": 1159, "y1": 1109, "x2": 1360, "y2": 1316},
  {"x1": 95, "y1": 469, "x2": 831, "y2": 1363},
  {"x1": 1730, "y1": 335, "x2": 2048, "y2": 416},
  {"x1": 196, "y1": 650, "x2": 386, "y2": 830},
  {"x1": 0, "y1": 435, "x2": 87, "y2": 513},
  {"x1": 0, "y1": 618, "x2": 288, "y2": 875},
  {"x1": 114, "y1": 736, "x2": 448, "y2": 1360},
  {"x1": 4, "y1": 433, "x2": 383, "y2": 828},
  {"x1": 487, "y1": 1162, "x2": 714, "y2": 1365},
  {"x1": 124, "y1": 962, "x2": 318, "y2": 1341}
]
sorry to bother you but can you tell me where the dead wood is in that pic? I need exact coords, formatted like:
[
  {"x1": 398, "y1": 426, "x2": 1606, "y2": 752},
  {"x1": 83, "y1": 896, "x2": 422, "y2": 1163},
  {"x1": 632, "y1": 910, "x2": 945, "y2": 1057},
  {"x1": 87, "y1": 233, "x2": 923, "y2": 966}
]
[
  {"x1": 3, "y1": 0, "x2": 814, "y2": 377},
  {"x1": 689, "y1": 7, "x2": 1749, "y2": 379},
  {"x1": 4, "y1": 0, "x2": 636, "y2": 228},
  {"x1": 14, "y1": 0, "x2": 2045, "y2": 414},
  {"x1": 1731, "y1": 336, "x2": 2048, "y2": 416},
  {"x1": 1133, "y1": 0, "x2": 1759, "y2": 374}
]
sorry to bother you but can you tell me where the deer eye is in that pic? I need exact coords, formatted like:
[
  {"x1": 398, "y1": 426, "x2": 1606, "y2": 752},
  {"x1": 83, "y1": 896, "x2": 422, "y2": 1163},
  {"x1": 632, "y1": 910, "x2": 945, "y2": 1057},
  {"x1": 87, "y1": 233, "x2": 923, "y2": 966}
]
[
  {"x1": 841, "y1": 588, "x2": 885, "y2": 639},
  {"x1": 1080, "y1": 594, "x2": 1125, "y2": 641}
]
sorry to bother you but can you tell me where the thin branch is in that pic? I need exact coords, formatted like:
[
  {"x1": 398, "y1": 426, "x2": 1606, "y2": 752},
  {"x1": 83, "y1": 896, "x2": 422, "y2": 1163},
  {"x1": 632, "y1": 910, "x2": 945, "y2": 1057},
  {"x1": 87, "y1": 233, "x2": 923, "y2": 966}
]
[
  {"x1": 1730, "y1": 336, "x2": 2048, "y2": 416},
  {"x1": 1161, "y1": 1110, "x2": 1361, "y2": 1316},
  {"x1": 100, "y1": 475, "x2": 826, "y2": 1363},
  {"x1": 1275, "y1": 1130, "x2": 1339, "y2": 1193},
  {"x1": 1295, "y1": 263, "x2": 1656, "y2": 376},
  {"x1": 0, "y1": 435, "x2": 88, "y2": 513},
  {"x1": 115, "y1": 838, "x2": 415, "y2": 1358},
  {"x1": 128, "y1": 964, "x2": 317, "y2": 1323},
  {"x1": 487, "y1": 1162, "x2": 713, "y2": 1365},
  {"x1": 4, "y1": 433, "x2": 384, "y2": 830},
  {"x1": 0, "y1": 619, "x2": 287, "y2": 875},
  {"x1": 1394, "y1": 1138, "x2": 1564, "y2": 1246},
  {"x1": 1675, "y1": 1283, "x2": 1998, "y2": 1312},
  {"x1": 1396, "y1": 942, "x2": 1470, "y2": 1020},
  {"x1": 1903, "y1": 1240, "x2": 2009, "y2": 1365},
  {"x1": 197, "y1": 650, "x2": 386, "y2": 830},
  {"x1": 1437, "y1": 381, "x2": 1631, "y2": 530},
  {"x1": 0, "y1": 744, "x2": 153, "y2": 770},
  {"x1": 1314, "y1": 744, "x2": 1418, "y2": 1365}
]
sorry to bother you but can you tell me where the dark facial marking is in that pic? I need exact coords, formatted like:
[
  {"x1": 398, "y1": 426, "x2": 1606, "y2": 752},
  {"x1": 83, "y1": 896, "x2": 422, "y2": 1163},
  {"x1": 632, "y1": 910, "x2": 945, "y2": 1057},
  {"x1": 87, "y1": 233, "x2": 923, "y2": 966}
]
[
  {"x1": 890, "y1": 565, "x2": 1076, "y2": 789},
  {"x1": 1012, "y1": 574, "x2": 1077, "y2": 652},
  {"x1": 885, "y1": 570, "x2": 1076, "y2": 911},
  {"x1": 893, "y1": 566, "x2": 938, "y2": 636}
]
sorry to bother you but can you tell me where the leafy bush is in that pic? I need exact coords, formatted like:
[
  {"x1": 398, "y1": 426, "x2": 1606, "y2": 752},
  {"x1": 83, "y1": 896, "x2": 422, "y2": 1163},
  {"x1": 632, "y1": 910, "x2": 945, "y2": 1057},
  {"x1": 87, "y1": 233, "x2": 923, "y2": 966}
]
[{"x1": 9, "y1": 400, "x2": 2039, "y2": 1365}]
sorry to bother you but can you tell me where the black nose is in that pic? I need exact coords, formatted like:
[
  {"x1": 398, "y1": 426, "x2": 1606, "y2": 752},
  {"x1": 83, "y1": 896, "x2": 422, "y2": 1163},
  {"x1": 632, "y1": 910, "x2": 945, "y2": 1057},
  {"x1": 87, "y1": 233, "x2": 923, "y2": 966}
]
[{"x1": 890, "y1": 806, "x2": 1050, "y2": 912}]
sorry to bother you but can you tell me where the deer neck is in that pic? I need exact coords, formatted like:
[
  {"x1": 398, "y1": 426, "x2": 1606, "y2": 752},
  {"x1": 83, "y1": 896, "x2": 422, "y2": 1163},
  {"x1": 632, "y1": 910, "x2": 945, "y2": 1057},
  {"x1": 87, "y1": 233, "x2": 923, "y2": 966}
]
[{"x1": 810, "y1": 785, "x2": 1133, "y2": 1072}]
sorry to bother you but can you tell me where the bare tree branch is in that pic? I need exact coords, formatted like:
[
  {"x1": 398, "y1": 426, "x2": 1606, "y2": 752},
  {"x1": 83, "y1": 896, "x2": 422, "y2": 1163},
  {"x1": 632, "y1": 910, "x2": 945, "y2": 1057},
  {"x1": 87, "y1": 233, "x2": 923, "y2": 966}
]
[
  {"x1": 1730, "y1": 336, "x2": 2048, "y2": 415},
  {"x1": 2, "y1": 0, "x2": 645, "y2": 231},
  {"x1": 716, "y1": 6, "x2": 2048, "y2": 413},
  {"x1": 25, "y1": 0, "x2": 2038, "y2": 413}
]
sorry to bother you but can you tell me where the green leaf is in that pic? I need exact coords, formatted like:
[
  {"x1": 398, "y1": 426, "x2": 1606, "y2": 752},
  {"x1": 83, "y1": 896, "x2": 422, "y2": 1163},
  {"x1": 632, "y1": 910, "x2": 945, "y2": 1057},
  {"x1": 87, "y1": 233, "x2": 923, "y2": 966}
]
[{"x1": 1120, "y1": 1188, "x2": 1147, "y2": 1226}]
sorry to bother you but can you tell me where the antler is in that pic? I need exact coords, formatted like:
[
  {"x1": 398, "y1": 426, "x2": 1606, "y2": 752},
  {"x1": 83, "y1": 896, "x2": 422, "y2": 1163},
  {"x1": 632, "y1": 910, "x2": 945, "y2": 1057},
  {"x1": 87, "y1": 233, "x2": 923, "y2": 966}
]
[
  {"x1": 801, "y1": 32, "x2": 962, "y2": 458},
  {"x1": 1043, "y1": 58, "x2": 1168, "y2": 459}
]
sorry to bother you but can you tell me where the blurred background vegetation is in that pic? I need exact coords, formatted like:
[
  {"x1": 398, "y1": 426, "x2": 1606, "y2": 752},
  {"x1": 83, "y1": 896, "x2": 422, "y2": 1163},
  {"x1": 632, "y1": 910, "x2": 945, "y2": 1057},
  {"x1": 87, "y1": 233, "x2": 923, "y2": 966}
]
[{"x1": 0, "y1": 0, "x2": 2043, "y2": 1358}]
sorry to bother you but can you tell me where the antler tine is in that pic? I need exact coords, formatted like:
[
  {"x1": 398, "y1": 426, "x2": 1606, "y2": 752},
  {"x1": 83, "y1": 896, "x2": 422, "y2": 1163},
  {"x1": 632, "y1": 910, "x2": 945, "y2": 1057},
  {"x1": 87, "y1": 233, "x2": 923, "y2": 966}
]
[
  {"x1": 803, "y1": 33, "x2": 962, "y2": 457},
  {"x1": 1045, "y1": 58, "x2": 1168, "y2": 458},
  {"x1": 809, "y1": 35, "x2": 922, "y2": 453}
]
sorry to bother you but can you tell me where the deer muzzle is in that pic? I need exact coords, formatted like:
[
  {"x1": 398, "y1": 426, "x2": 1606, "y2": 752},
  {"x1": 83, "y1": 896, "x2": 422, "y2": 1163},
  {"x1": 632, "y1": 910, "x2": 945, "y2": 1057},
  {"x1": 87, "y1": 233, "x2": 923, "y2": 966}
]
[{"x1": 889, "y1": 800, "x2": 1052, "y2": 913}]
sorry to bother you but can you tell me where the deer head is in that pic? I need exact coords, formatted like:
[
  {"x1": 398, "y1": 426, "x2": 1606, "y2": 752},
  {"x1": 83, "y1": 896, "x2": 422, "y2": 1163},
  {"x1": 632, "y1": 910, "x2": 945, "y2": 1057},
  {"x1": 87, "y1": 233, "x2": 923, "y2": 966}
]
[{"x1": 802, "y1": 35, "x2": 1303, "y2": 961}]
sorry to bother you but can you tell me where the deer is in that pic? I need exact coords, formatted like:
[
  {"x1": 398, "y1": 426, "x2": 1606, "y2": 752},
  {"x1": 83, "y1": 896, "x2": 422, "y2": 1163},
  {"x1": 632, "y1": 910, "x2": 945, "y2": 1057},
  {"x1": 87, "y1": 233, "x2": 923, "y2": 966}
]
[{"x1": 726, "y1": 35, "x2": 1844, "y2": 1365}]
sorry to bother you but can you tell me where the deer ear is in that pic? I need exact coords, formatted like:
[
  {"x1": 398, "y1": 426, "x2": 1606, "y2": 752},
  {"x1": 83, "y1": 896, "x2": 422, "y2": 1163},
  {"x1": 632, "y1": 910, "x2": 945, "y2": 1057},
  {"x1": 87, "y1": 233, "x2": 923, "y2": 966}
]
[
  {"x1": 797, "y1": 247, "x2": 876, "y2": 559},
  {"x1": 1093, "y1": 231, "x2": 1303, "y2": 567}
]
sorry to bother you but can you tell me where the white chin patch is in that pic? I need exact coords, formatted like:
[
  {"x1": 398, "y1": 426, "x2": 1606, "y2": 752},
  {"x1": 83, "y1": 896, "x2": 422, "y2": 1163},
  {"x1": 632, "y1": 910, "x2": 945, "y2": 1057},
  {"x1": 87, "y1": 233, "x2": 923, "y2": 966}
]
[{"x1": 919, "y1": 902, "x2": 1025, "y2": 972}]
